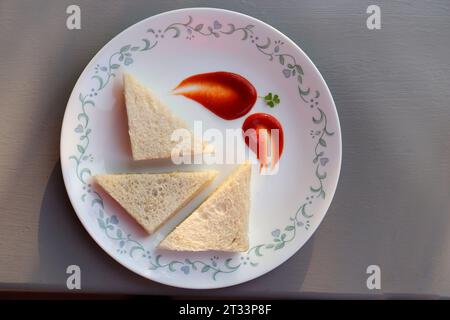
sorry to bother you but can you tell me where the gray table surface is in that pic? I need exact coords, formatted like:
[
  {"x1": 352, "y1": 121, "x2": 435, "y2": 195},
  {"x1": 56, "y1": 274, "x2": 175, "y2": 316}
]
[{"x1": 1, "y1": 0, "x2": 450, "y2": 298}]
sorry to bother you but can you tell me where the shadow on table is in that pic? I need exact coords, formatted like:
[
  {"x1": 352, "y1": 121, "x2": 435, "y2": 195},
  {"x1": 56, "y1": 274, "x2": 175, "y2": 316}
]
[{"x1": 37, "y1": 161, "x2": 314, "y2": 297}]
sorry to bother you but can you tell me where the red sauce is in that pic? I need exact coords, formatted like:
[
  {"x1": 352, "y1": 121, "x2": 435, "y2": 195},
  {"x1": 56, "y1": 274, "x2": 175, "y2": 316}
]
[
  {"x1": 242, "y1": 113, "x2": 284, "y2": 170},
  {"x1": 173, "y1": 71, "x2": 257, "y2": 120}
]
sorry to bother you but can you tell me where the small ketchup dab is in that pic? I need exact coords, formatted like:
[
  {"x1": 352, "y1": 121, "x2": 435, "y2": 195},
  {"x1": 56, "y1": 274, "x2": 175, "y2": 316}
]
[
  {"x1": 242, "y1": 113, "x2": 284, "y2": 171},
  {"x1": 173, "y1": 71, "x2": 257, "y2": 120}
]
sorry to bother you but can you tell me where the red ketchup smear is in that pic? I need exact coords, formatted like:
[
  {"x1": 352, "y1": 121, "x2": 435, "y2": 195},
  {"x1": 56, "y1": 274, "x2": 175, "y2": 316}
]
[
  {"x1": 242, "y1": 113, "x2": 284, "y2": 171},
  {"x1": 173, "y1": 71, "x2": 257, "y2": 120}
]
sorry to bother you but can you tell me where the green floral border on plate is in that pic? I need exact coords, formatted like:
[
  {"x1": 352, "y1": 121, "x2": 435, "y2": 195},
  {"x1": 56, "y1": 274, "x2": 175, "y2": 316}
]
[{"x1": 68, "y1": 16, "x2": 335, "y2": 280}]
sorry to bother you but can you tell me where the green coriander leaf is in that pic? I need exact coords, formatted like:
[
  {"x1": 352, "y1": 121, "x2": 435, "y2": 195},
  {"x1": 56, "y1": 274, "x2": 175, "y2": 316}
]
[{"x1": 263, "y1": 92, "x2": 280, "y2": 108}]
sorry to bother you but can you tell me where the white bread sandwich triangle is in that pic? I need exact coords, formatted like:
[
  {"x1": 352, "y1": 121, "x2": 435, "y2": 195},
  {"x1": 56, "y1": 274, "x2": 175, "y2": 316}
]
[
  {"x1": 95, "y1": 171, "x2": 218, "y2": 234},
  {"x1": 123, "y1": 73, "x2": 208, "y2": 160},
  {"x1": 159, "y1": 163, "x2": 252, "y2": 252}
]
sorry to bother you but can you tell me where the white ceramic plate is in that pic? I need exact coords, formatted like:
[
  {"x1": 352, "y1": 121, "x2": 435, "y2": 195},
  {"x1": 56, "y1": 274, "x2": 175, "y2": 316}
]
[{"x1": 60, "y1": 8, "x2": 341, "y2": 289}]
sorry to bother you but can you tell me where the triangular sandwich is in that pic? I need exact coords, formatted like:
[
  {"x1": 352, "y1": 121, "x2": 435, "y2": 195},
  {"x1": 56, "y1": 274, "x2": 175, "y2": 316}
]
[
  {"x1": 159, "y1": 163, "x2": 252, "y2": 252},
  {"x1": 95, "y1": 171, "x2": 217, "y2": 234},
  {"x1": 123, "y1": 73, "x2": 207, "y2": 160}
]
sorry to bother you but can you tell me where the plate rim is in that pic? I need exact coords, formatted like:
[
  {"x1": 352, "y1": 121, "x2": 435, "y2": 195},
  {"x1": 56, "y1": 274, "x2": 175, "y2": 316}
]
[{"x1": 60, "y1": 7, "x2": 342, "y2": 289}]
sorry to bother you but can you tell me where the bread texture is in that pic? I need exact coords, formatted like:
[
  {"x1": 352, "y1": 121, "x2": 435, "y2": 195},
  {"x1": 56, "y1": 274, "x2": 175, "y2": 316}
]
[
  {"x1": 95, "y1": 171, "x2": 217, "y2": 234},
  {"x1": 159, "y1": 163, "x2": 252, "y2": 252},
  {"x1": 123, "y1": 73, "x2": 205, "y2": 160}
]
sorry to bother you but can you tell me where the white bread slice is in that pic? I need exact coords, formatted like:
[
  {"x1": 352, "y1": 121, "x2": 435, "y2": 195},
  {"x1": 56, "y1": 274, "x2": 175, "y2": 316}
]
[
  {"x1": 159, "y1": 163, "x2": 252, "y2": 252},
  {"x1": 123, "y1": 73, "x2": 206, "y2": 160},
  {"x1": 95, "y1": 171, "x2": 217, "y2": 234}
]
